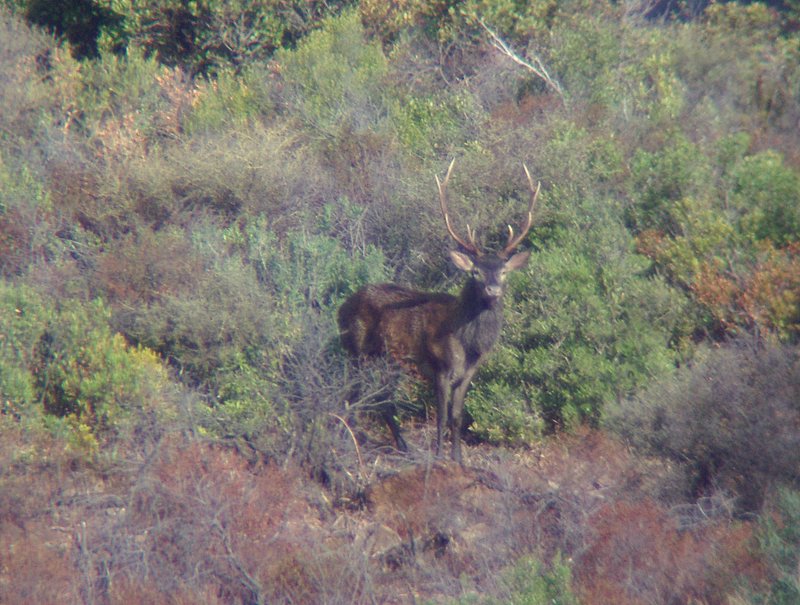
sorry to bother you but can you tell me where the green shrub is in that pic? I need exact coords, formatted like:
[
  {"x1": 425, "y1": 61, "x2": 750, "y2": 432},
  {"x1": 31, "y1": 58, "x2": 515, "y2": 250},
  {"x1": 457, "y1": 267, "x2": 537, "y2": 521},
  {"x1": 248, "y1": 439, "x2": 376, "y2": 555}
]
[
  {"x1": 0, "y1": 282, "x2": 168, "y2": 452},
  {"x1": 453, "y1": 553, "x2": 578, "y2": 605},
  {"x1": 732, "y1": 150, "x2": 800, "y2": 247},
  {"x1": 35, "y1": 298, "x2": 168, "y2": 448},
  {"x1": 627, "y1": 131, "x2": 713, "y2": 235},
  {"x1": 184, "y1": 65, "x2": 272, "y2": 134},
  {"x1": 489, "y1": 204, "x2": 684, "y2": 433},
  {"x1": 391, "y1": 90, "x2": 484, "y2": 158},
  {"x1": 360, "y1": 0, "x2": 461, "y2": 44},
  {"x1": 11, "y1": 0, "x2": 350, "y2": 74},
  {"x1": 0, "y1": 281, "x2": 50, "y2": 419},
  {"x1": 276, "y1": 10, "x2": 389, "y2": 136},
  {"x1": 550, "y1": 10, "x2": 621, "y2": 106},
  {"x1": 225, "y1": 211, "x2": 388, "y2": 309},
  {"x1": 757, "y1": 488, "x2": 800, "y2": 604},
  {"x1": 113, "y1": 213, "x2": 391, "y2": 468}
]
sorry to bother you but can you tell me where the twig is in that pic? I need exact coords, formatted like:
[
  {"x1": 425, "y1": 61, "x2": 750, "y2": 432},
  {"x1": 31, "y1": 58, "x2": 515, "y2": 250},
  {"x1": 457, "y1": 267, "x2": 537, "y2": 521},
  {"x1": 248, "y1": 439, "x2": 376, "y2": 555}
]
[
  {"x1": 478, "y1": 19, "x2": 564, "y2": 100},
  {"x1": 330, "y1": 412, "x2": 366, "y2": 482}
]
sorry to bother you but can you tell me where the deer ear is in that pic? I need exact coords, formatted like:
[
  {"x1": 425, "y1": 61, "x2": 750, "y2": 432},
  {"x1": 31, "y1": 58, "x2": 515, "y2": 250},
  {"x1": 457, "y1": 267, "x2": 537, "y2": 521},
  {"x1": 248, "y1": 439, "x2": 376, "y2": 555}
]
[
  {"x1": 504, "y1": 250, "x2": 531, "y2": 271},
  {"x1": 449, "y1": 250, "x2": 475, "y2": 272}
]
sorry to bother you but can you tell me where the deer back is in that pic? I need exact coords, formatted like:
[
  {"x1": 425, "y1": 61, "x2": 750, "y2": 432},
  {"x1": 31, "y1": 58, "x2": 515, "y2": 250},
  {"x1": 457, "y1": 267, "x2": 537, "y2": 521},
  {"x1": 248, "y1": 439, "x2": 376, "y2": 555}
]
[{"x1": 337, "y1": 283, "x2": 460, "y2": 380}]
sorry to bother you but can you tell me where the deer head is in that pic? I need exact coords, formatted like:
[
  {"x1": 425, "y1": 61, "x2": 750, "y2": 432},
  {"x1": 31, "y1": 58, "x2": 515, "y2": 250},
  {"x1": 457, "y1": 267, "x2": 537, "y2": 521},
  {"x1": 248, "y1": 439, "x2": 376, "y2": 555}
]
[{"x1": 437, "y1": 159, "x2": 539, "y2": 305}]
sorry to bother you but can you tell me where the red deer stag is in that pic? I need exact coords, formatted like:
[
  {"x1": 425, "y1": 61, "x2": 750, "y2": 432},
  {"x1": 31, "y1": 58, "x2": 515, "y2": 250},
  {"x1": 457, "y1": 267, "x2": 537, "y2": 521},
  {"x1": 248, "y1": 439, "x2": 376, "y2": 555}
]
[{"x1": 337, "y1": 160, "x2": 540, "y2": 463}]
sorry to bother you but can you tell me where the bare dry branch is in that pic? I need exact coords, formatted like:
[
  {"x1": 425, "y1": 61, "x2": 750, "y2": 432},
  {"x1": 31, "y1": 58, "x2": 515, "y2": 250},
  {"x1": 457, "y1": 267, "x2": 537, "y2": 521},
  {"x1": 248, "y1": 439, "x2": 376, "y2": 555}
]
[{"x1": 478, "y1": 19, "x2": 564, "y2": 100}]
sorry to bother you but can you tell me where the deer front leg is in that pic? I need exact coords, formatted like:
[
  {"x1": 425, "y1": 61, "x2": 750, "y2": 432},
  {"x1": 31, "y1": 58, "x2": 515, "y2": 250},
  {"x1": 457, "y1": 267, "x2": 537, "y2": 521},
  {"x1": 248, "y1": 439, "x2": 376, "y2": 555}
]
[{"x1": 449, "y1": 368, "x2": 477, "y2": 464}]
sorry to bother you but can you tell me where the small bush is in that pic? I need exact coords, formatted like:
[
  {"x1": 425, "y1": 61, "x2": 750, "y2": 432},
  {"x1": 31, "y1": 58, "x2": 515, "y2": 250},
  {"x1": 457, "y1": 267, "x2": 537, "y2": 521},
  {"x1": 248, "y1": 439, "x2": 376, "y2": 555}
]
[
  {"x1": 34, "y1": 298, "x2": 168, "y2": 450},
  {"x1": 0, "y1": 281, "x2": 51, "y2": 417},
  {"x1": 733, "y1": 150, "x2": 800, "y2": 247},
  {"x1": 1, "y1": 281, "x2": 169, "y2": 453},
  {"x1": 627, "y1": 131, "x2": 713, "y2": 235},
  {"x1": 184, "y1": 65, "x2": 271, "y2": 134},
  {"x1": 452, "y1": 553, "x2": 578, "y2": 605}
]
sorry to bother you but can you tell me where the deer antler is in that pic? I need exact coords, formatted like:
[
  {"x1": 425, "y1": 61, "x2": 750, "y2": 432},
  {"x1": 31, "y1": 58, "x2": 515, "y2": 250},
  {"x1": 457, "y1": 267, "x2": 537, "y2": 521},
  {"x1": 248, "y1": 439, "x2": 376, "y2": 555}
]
[
  {"x1": 502, "y1": 163, "x2": 540, "y2": 257},
  {"x1": 437, "y1": 159, "x2": 482, "y2": 256}
]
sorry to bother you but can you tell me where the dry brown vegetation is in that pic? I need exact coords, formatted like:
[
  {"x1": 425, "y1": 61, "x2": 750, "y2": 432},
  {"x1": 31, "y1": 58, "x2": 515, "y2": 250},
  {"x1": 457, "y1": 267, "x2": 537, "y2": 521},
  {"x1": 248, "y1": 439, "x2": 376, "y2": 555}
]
[{"x1": 0, "y1": 422, "x2": 778, "y2": 604}]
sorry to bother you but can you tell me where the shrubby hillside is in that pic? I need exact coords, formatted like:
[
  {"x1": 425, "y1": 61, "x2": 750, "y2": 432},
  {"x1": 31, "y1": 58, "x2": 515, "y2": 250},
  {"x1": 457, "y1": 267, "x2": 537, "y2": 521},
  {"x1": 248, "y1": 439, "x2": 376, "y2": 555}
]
[{"x1": 0, "y1": 1, "x2": 798, "y2": 603}]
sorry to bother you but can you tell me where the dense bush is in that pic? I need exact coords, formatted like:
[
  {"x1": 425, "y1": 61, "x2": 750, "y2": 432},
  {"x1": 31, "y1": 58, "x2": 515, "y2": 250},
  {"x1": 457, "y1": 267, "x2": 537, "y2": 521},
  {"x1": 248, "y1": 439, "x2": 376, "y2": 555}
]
[
  {"x1": 607, "y1": 340, "x2": 800, "y2": 512},
  {"x1": 0, "y1": 281, "x2": 169, "y2": 453},
  {"x1": 8, "y1": 0, "x2": 349, "y2": 72},
  {"x1": 470, "y1": 190, "x2": 687, "y2": 437}
]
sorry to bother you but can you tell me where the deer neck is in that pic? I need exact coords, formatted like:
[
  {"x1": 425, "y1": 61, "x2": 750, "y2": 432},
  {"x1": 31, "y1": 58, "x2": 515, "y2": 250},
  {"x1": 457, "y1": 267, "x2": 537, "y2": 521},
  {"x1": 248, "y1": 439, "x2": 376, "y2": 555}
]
[{"x1": 452, "y1": 277, "x2": 504, "y2": 359}]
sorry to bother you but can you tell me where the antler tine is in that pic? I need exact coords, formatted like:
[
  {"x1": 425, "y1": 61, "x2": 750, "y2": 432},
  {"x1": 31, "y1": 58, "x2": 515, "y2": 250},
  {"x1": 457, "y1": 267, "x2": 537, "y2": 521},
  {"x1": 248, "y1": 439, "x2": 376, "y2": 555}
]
[
  {"x1": 437, "y1": 159, "x2": 481, "y2": 255},
  {"x1": 503, "y1": 163, "x2": 540, "y2": 256},
  {"x1": 466, "y1": 224, "x2": 479, "y2": 251}
]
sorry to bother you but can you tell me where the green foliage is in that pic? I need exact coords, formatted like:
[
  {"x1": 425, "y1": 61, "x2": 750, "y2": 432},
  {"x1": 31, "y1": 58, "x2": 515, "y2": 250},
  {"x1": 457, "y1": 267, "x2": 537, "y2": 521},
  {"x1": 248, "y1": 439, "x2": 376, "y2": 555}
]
[
  {"x1": 35, "y1": 298, "x2": 167, "y2": 449},
  {"x1": 627, "y1": 131, "x2": 712, "y2": 235},
  {"x1": 184, "y1": 65, "x2": 271, "y2": 134},
  {"x1": 550, "y1": 10, "x2": 622, "y2": 106},
  {"x1": 115, "y1": 213, "x2": 390, "y2": 458},
  {"x1": 733, "y1": 150, "x2": 800, "y2": 246},
  {"x1": 0, "y1": 281, "x2": 168, "y2": 453},
  {"x1": 453, "y1": 553, "x2": 578, "y2": 605},
  {"x1": 359, "y1": 0, "x2": 460, "y2": 44},
  {"x1": 487, "y1": 200, "x2": 684, "y2": 432},
  {"x1": 226, "y1": 211, "x2": 388, "y2": 310},
  {"x1": 276, "y1": 10, "x2": 389, "y2": 136},
  {"x1": 496, "y1": 554, "x2": 577, "y2": 605},
  {"x1": 9, "y1": 0, "x2": 352, "y2": 75},
  {"x1": 757, "y1": 488, "x2": 800, "y2": 604},
  {"x1": 460, "y1": 0, "x2": 558, "y2": 42},
  {"x1": 0, "y1": 281, "x2": 50, "y2": 418},
  {"x1": 392, "y1": 91, "x2": 484, "y2": 158}
]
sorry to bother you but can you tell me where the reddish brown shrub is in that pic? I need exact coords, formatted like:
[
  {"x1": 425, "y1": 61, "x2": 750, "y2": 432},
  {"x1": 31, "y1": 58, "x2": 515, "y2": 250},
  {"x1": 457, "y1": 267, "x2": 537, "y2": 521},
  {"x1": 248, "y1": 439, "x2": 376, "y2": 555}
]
[
  {"x1": 108, "y1": 439, "x2": 379, "y2": 605},
  {"x1": 691, "y1": 243, "x2": 800, "y2": 340},
  {"x1": 575, "y1": 499, "x2": 763, "y2": 605},
  {"x1": 0, "y1": 523, "x2": 78, "y2": 605},
  {"x1": 0, "y1": 423, "x2": 82, "y2": 604},
  {"x1": 92, "y1": 229, "x2": 203, "y2": 306}
]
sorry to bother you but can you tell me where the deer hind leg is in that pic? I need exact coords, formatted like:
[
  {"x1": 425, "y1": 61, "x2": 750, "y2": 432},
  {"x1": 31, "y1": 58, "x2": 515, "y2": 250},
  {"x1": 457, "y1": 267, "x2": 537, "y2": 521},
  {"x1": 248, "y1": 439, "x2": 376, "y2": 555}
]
[
  {"x1": 346, "y1": 358, "x2": 408, "y2": 452},
  {"x1": 434, "y1": 372, "x2": 452, "y2": 457},
  {"x1": 381, "y1": 404, "x2": 408, "y2": 452}
]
